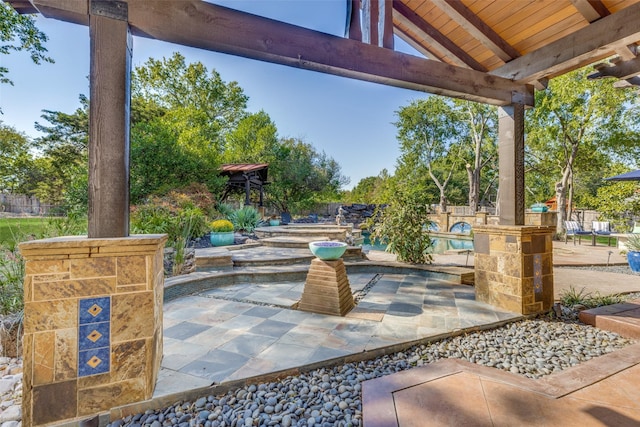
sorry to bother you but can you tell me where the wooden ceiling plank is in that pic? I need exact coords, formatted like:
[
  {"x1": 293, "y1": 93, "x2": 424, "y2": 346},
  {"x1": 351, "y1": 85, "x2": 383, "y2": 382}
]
[
  {"x1": 125, "y1": 1, "x2": 531, "y2": 105},
  {"x1": 393, "y1": 1, "x2": 487, "y2": 70},
  {"x1": 490, "y1": 1, "x2": 640, "y2": 83},
  {"x1": 430, "y1": 0, "x2": 520, "y2": 62}
]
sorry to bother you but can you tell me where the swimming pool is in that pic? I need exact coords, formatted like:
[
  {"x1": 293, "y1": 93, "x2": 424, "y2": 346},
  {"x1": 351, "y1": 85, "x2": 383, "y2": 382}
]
[{"x1": 361, "y1": 232, "x2": 473, "y2": 254}]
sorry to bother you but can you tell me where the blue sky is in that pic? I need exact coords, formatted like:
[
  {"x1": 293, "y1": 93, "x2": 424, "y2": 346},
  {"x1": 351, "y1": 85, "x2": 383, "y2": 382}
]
[{"x1": 1, "y1": 0, "x2": 427, "y2": 189}]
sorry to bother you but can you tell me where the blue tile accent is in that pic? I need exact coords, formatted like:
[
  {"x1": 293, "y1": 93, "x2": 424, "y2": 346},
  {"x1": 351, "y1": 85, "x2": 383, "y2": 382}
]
[
  {"x1": 79, "y1": 296, "x2": 111, "y2": 324},
  {"x1": 533, "y1": 254, "x2": 543, "y2": 294},
  {"x1": 78, "y1": 347, "x2": 110, "y2": 377},
  {"x1": 78, "y1": 296, "x2": 111, "y2": 377},
  {"x1": 78, "y1": 322, "x2": 110, "y2": 351}
]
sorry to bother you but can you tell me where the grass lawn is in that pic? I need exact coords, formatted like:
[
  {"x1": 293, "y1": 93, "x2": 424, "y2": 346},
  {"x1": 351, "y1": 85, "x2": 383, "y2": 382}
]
[{"x1": 0, "y1": 217, "x2": 57, "y2": 247}]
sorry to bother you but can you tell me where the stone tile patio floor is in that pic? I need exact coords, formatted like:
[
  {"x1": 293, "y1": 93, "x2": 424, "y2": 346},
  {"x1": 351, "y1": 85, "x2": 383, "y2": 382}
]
[{"x1": 155, "y1": 272, "x2": 519, "y2": 398}]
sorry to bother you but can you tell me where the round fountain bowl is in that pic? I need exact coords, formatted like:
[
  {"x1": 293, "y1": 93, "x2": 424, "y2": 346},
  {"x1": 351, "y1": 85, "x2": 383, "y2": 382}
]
[{"x1": 309, "y1": 241, "x2": 348, "y2": 260}]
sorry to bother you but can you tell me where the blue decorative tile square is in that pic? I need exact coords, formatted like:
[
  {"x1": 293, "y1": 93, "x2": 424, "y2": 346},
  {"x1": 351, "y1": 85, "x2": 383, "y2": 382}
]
[
  {"x1": 78, "y1": 322, "x2": 110, "y2": 351},
  {"x1": 533, "y1": 254, "x2": 543, "y2": 294},
  {"x1": 79, "y1": 296, "x2": 111, "y2": 324},
  {"x1": 78, "y1": 347, "x2": 110, "y2": 377}
]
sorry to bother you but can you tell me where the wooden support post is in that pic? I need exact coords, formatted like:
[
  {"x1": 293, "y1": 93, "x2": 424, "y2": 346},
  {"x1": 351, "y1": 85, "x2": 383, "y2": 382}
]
[
  {"x1": 244, "y1": 174, "x2": 251, "y2": 205},
  {"x1": 497, "y1": 104, "x2": 525, "y2": 225},
  {"x1": 88, "y1": 5, "x2": 132, "y2": 238}
]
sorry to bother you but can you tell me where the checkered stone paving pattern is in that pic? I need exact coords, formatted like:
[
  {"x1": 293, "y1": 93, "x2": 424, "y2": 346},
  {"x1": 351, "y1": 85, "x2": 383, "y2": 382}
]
[{"x1": 156, "y1": 273, "x2": 519, "y2": 397}]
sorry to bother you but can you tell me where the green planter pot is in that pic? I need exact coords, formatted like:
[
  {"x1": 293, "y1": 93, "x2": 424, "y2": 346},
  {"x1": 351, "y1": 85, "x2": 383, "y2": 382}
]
[
  {"x1": 269, "y1": 219, "x2": 280, "y2": 226},
  {"x1": 210, "y1": 231, "x2": 234, "y2": 247}
]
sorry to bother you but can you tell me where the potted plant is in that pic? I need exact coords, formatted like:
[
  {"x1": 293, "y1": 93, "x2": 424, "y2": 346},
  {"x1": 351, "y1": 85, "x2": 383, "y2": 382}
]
[
  {"x1": 624, "y1": 233, "x2": 640, "y2": 272},
  {"x1": 210, "y1": 219, "x2": 235, "y2": 246},
  {"x1": 269, "y1": 215, "x2": 280, "y2": 226},
  {"x1": 531, "y1": 203, "x2": 549, "y2": 213}
]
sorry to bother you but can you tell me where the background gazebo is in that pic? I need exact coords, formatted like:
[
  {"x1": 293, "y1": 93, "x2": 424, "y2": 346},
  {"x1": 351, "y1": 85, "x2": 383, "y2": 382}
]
[{"x1": 220, "y1": 163, "x2": 269, "y2": 207}]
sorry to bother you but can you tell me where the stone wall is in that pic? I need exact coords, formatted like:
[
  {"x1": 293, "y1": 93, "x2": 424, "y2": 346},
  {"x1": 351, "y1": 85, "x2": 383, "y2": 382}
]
[{"x1": 19, "y1": 235, "x2": 167, "y2": 426}]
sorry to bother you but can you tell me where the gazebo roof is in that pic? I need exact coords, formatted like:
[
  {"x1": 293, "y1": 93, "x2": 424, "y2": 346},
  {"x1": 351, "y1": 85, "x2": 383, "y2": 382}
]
[{"x1": 220, "y1": 163, "x2": 269, "y2": 175}]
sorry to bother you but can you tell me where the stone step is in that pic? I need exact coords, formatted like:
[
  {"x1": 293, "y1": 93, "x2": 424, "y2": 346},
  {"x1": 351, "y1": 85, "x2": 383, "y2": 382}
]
[
  {"x1": 578, "y1": 299, "x2": 640, "y2": 339},
  {"x1": 261, "y1": 236, "x2": 330, "y2": 248}
]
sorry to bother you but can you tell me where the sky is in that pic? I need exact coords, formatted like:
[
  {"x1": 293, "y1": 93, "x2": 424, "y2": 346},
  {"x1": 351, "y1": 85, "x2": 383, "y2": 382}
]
[{"x1": 0, "y1": 0, "x2": 428, "y2": 190}]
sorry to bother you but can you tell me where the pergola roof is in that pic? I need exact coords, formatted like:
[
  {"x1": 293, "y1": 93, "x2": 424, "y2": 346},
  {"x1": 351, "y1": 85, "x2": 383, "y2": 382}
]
[
  {"x1": 8, "y1": 0, "x2": 640, "y2": 236},
  {"x1": 9, "y1": 0, "x2": 640, "y2": 106}
]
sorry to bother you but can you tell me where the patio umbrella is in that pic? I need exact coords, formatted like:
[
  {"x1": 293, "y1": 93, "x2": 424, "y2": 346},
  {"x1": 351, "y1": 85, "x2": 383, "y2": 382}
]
[{"x1": 604, "y1": 169, "x2": 640, "y2": 181}]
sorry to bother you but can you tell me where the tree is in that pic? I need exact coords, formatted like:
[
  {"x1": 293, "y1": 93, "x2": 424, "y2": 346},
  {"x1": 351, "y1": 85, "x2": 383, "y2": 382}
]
[
  {"x1": 526, "y1": 67, "x2": 638, "y2": 231},
  {"x1": 0, "y1": 122, "x2": 33, "y2": 192},
  {"x1": 130, "y1": 119, "x2": 225, "y2": 202},
  {"x1": 453, "y1": 100, "x2": 497, "y2": 211},
  {"x1": 132, "y1": 52, "x2": 248, "y2": 155},
  {"x1": 267, "y1": 137, "x2": 349, "y2": 213},
  {"x1": 223, "y1": 111, "x2": 278, "y2": 163},
  {"x1": 395, "y1": 97, "x2": 463, "y2": 212},
  {"x1": 1, "y1": 2, "x2": 53, "y2": 87}
]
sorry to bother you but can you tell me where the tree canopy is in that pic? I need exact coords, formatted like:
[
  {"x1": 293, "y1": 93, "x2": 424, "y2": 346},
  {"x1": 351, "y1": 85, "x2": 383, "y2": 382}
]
[{"x1": 0, "y1": 2, "x2": 53, "y2": 87}]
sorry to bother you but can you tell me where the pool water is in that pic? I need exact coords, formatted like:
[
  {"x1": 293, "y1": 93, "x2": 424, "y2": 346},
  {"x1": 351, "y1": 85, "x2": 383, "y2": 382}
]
[{"x1": 361, "y1": 233, "x2": 473, "y2": 254}]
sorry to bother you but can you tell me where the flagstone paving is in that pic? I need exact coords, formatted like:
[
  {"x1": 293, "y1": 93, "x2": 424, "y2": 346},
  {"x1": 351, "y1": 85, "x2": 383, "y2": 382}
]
[{"x1": 155, "y1": 272, "x2": 519, "y2": 397}]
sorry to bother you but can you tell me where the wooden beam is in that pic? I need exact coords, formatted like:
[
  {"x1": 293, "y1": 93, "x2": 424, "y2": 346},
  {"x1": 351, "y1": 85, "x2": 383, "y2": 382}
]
[
  {"x1": 431, "y1": 0, "x2": 520, "y2": 62},
  {"x1": 348, "y1": 0, "x2": 362, "y2": 41},
  {"x1": 392, "y1": 1, "x2": 486, "y2": 71},
  {"x1": 589, "y1": 55, "x2": 640, "y2": 80},
  {"x1": 570, "y1": 0, "x2": 609, "y2": 22},
  {"x1": 126, "y1": 1, "x2": 531, "y2": 106},
  {"x1": 382, "y1": 0, "x2": 394, "y2": 49},
  {"x1": 88, "y1": 8, "x2": 132, "y2": 238},
  {"x1": 490, "y1": 1, "x2": 640, "y2": 84},
  {"x1": 20, "y1": 0, "x2": 532, "y2": 105},
  {"x1": 368, "y1": 0, "x2": 378, "y2": 46},
  {"x1": 497, "y1": 105, "x2": 525, "y2": 226},
  {"x1": 570, "y1": 0, "x2": 635, "y2": 60}
]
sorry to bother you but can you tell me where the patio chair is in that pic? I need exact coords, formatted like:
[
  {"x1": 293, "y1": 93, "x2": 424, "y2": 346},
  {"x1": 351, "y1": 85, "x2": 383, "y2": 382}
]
[
  {"x1": 564, "y1": 220, "x2": 591, "y2": 245},
  {"x1": 592, "y1": 221, "x2": 615, "y2": 246},
  {"x1": 633, "y1": 222, "x2": 640, "y2": 234}
]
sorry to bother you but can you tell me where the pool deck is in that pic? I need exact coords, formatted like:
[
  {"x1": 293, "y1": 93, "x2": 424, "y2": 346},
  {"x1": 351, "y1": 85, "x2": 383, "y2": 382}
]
[{"x1": 109, "y1": 241, "x2": 640, "y2": 425}]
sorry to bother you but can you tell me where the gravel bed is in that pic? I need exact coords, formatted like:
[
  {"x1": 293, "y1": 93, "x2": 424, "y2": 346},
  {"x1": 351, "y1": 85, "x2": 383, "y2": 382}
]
[{"x1": 104, "y1": 317, "x2": 634, "y2": 427}]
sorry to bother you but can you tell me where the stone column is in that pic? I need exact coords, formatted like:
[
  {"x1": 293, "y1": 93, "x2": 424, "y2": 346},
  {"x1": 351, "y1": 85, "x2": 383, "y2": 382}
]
[
  {"x1": 19, "y1": 235, "x2": 167, "y2": 426},
  {"x1": 473, "y1": 225, "x2": 554, "y2": 315}
]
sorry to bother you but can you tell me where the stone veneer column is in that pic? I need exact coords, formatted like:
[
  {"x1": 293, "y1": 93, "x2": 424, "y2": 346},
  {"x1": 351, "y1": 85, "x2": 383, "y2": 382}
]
[
  {"x1": 473, "y1": 225, "x2": 554, "y2": 315},
  {"x1": 18, "y1": 235, "x2": 167, "y2": 426}
]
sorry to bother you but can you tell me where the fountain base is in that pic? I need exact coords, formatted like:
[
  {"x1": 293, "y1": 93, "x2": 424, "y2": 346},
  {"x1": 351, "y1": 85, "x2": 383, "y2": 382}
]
[{"x1": 298, "y1": 258, "x2": 354, "y2": 316}]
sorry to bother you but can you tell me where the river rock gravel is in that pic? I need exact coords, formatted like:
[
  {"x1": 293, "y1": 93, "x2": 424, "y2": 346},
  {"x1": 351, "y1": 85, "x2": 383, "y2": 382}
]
[
  {"x1": 102, "y1": 317, "x2": 633, "y2": 427},
  {"x1": 0, "y1": 316, "x2": 635, "y2": 427}
]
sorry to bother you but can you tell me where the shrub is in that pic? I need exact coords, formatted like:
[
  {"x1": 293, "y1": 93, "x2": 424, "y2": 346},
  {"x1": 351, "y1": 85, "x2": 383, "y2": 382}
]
[
  {"x1": 229, "y1": 206, "x2": 261, "y2": 233},
  {"x1": 130, "y1": 199, "x2": 208, "y2": 244},
  {"x1": 369, "y1": 191, "x2": 433, "y2": 264},
  {"x1": 211, "y1": 219, "x2": 234, "y2": 232}
]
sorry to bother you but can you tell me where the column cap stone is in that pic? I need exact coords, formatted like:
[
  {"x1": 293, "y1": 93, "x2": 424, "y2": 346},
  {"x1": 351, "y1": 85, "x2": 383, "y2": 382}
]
[
  {"x1": 19, "y1": 234, "x2": 168, "y2": 259},
  {"x1": 473, "y1": 225, "x2": 555, "y2": 236}
]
